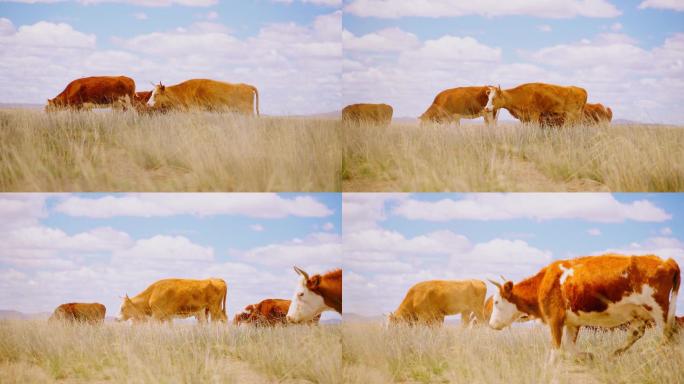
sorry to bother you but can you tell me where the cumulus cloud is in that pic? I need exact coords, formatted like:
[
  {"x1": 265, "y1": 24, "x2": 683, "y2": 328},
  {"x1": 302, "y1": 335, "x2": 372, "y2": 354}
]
[
  {"x1": 344, "y1": 0, "x2": 621, "y2": 19},
  {"x1": 236, "y1": 232, "x2": 341, "y2": 271},
  {"x1": 639, "y1": 0, "x2": 684, "y2": 11},
  {"x1": 0, "y1": 0, "x2": 217, "y2": 6}
]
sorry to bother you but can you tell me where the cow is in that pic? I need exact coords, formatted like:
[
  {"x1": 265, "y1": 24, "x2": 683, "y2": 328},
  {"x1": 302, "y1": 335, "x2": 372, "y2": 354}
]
[
  {"x1": 49, "y1": 302, "x2": 106, "y2": 324},
  {"x1": 342, "y1": 103, "x2": 393, "y2": 126},
  {"x1": 233, "y1": 299, "x2": 321, "y2": 326},
  {"x1": 116, "y1": 278, "x2": 228, "y2": 324},
  {"x1": 583, "y1": 102, "x2": 613, "y2": 125},
  {"x1": 488, "y1": 254, "x2": 680, "y2": 363},
  {"x1": 46, "y1": 76, "x2": 135, "y2": 111},
  {"x1": 286, "y1": 267, "x2": 342, "y2": 323},
  {"x1": 147, "y1": 79, "x2": 259, "y2": 115},
  {"x1": 480, "y1": 295, "x2": 533, "y2": 325},
  {"x1": 484, "y1": 83, "x2": 587, "y2": 127},
  {"x1": 420, "y1": 86, "x2": 499, "y2": 128},
  {"x1": 387, "y1": 279, "x2": 486, "y2": 327}
]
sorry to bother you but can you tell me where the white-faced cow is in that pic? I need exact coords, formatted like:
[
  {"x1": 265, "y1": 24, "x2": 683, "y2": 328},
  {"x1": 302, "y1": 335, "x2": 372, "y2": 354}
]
[
  {"x1": 286, "y1": 267, "x2": 342, "y2": 323},
  {"x1": 420, "y1": 86, "x2": 499, "y2": 128}
]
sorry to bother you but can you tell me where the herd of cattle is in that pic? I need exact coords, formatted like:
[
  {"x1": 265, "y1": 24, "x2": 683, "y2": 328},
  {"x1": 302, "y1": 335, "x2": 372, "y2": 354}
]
[
  {"x1": 387, "y1": 253, "x2": 682, "y2": 359},
  {"x1": 342, "y1": 83, "x2": 613, "y2": 127},
  {"x1": 49, "y1": 267, "x2": 341, "y2": 327}
]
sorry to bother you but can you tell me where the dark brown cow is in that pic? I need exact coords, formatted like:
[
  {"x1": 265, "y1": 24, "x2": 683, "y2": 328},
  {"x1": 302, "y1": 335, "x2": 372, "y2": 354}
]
[
  {"x1": 233, "y1": 299, "x2": 321, "y2": 326},
  {"x1": 583, "y1": 102, "x2": 613, "y2": 125},
  {"x1": 420, "y1": 86, "x2": 499, "y2": 127},
  {"x1": 286, "y1": 267, "x2": 342, "y2": 323},
  {"x1": 46, "y1": 76, "x2": 135, "y2": 111},
  {"x1": 49, "y1": 302, "x2": 106, "y2": 324},
  {"x1": 342, "y1": 103, "x2": 393, "y2": 126}
]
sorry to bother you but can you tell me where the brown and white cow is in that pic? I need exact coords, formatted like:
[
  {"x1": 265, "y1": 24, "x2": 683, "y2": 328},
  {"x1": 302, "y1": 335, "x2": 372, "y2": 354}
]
[
  {"x1": 116, "y1": 278, "x2": 228, "y2": 323},
  {"x1": 286, "y1": 267, "x2": 341, "y2": 323},
  {"x1": 420, "y1": 86, "x2": 499, "y2": 128},
  {"x1": 49, "y1": 302, "x2": 106, "y2": 324},
  {"x1": 582, "y1": 102, "x2": 613, "y2": 125},
  {"x1": 233, "y1": 299, "x2": 321, "y2": 326},
  {"x1": 148, "y1": 79, "x2": 259, "y2": 115},
  {"x1": 388, "y1": 279, "x2": 486, "y2": 327},
  {"x1": 342, "y1": 103, "x2": 393, "y2": 126},
  {"x1": 484, "y1": 83, "x2": 587, "y2": 127},
  {"x1": 489, "y1": 254, "x2": 680, "y2": 361},
  {"x1": 46, "y1": 76, "x2": 135, "y2": 111}
]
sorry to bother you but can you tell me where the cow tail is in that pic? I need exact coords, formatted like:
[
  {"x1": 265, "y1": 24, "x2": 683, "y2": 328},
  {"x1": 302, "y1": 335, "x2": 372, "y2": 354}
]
[
  {"x1": 222, "y1": 285, "x2": 227, "y2": 316},
  {"x1": 666, "y1": 258, "x2": 680, "y2": 327},
  {"x1": 607, "y1": 107, "x2": 613, "y2": 121},
  {"x1": 251, "y1": 85, "x2": 259, "y2": 116}
]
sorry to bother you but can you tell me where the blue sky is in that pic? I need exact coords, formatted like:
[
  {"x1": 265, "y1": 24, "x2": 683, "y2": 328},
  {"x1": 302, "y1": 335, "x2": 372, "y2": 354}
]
[
  {"x1": 343, "y1": 193, "x2": 684, "y2": 317},
  {"x1": 0, "y1": 0, "x2": 342, "y2": 114},
  {"x1": 342, "y1": 0, "x2": 684, "y2": 123},
  {"x1": 0, "y1": 193, "x2": 341, "y2": 321}
]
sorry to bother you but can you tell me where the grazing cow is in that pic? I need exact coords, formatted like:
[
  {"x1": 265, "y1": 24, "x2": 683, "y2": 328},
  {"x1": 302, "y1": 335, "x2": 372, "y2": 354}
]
[
  {"x1": 134, "y1": 91, "x2": 152, "y2": 105},
  {"x1": 49, "y1": 303, "x2": 106, "y2": 324},
  {"x1": 286, "y1": 267, "x2": 342, "y2": 323},
  {"x1": 489, "y1": 254, "x2": 680, "y2": 362},
  {"x1": 148, "y1": 79, "x2": 259, "y2": 115},
  {"x1": 233, "y1": 299, "x2": 321, "y2": 326},
  {"x1": 583, "y1": 102, "x2": 613, "y2": 125},
  {"x1": 484, "y1": 83, "x2": 587, "y2": 127},
  {"x1": 420, "y1": 86, "x2": 499, "y2": 127},
  {"x1": 388, "y1": 279, "x2": 486, "y2": 326},
  {"x1": 342, "y1": 103, "x2": 393, "y2": 126},
  {"x1": 46, "y1": 76, "x2": 135, "y2": 111},
  {"x1": 116, "y1": 278, "x2": 228, "y2": 323}
]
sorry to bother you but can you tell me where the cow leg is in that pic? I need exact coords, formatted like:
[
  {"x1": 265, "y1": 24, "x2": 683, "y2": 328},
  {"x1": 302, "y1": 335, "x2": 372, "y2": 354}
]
[
  {"x1": 614, "y1": 319, "x2": 647, "y2": 355},
  {"x1": 564, "y1": 325, "x2": 593, "y2": 361},
  {"x1": 545, "y1": 319, "x2": 565, "y2": 365}
]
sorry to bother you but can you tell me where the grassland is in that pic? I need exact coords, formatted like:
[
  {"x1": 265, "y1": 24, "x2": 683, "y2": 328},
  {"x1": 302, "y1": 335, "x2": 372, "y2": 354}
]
[
  {"x1": 0, "y1": 320, "x2": 341, "y2": 384},
  {"x1": 342, "y1": 122, "x2": 684, "y2": 192},
  {"x1": 0, "y1": 109, "x2": 341, "y2": 192},
  {"x1": 343, "y1": 322, "x2": 684, "y2": 384}
]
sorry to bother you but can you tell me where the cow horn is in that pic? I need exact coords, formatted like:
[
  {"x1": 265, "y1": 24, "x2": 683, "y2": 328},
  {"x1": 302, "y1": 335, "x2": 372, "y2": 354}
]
[
  {"x1": 500, "y1": 275, "x2": 507, "y2": 282},
  {"x1": 488, "y1": 279, "x2": 502, "y2": 289},
  {"x1": 293, "y1": 266, "x2": 309, "y2": 280}
]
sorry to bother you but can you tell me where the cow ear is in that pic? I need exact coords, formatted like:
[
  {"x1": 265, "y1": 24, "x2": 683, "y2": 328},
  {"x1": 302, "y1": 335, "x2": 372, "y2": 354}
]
[
  {"x1": 308, "y1": 275, "x2": 321, "y2": 289},
  {"x1": 502, "y1": 281, "x2": 513, "y2": 298}
]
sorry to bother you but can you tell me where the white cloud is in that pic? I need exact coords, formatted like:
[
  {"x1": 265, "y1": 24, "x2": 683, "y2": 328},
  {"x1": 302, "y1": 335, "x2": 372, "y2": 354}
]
[
  {"x1": 343, "y1": 27, "x2": 419, "y2": 52},
  {"x1": 639, "y1": 0, "x2": 684, "y2": 11},
  {"x1": 54, "y1": 193, "x2": 333, "y2": 218},
  {"x1": 273, "y1": 0, "x2": 341, "y2": 6},
  {"x1": 236, "y1": 232, "x2": 341, "y2": 271},
  {"x1": 661, "y1": 227, "x2": 673, "y2": 235},
  {"x1": 0, "y1": 0, "x2": 217, "y2": 6},
  {"x1": 250, "y1": 224, "x2": 265, "y2": 232},
  {"x1": 113, "y1": 235, "x2": 213, "y2": 262},
  {"x1": 392, "y1": 194, "x2": 671, "y2": 223},
  {"x1": 610, "y1": 22, "x2": 622, "y2": 31},
  {"x1": 0, "y1": 195, "x2": 47, "y2": 230},
  {"x1": 133, "y1": 12, "x2": 148, "y2": 20},
  {"x1": 587, "y1": 228, "x2": 602, "y2": 236},
  {"x1": 0, "y1": 18, "x2": 15, "y2": 36},
  {"x1": 322, "y1": 222, "x2": 334, "y2": 231},
  {"x1": 342, "y1": 194, "x2": 407, "y2": 232},
  {"x1": 205, "y1": 10, "x2": 218, "y2": 19},
  {"x1": 344, "y1": 0, "x2": 621, "y2": 19},
  {"x1": 538, "y1": 24, "x2": 552, "y2": 32}
]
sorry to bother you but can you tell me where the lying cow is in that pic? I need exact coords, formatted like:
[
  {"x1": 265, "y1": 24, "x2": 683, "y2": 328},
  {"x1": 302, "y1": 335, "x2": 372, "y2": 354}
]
[
  {"x1": 46, "y1": 76, "x2": 135, "y2": 111},
  {"x1": 286, "y1": 267, "x2": 342, "y2": 323},
  {"x1": 148, "y1": 79, "x2": 259, "y2": 115},
  {"x1": 116, "y1": 278, "x2": 228, "y2": 323},
  {"x1": 388, "y1": 279, "x2": 486, "y2": 326},
  {"x1": 489, "y1": 254, "x2": 680, "y2": 362},
  {"x1": 342, "y1": 103, "x2": 393, "y2": 126},
  {"x1": 49, "y1": 302, "x2": 106, "y2": 324},
  {"x1": 420, "y1": 86, "x2": 499, "y2": 128},
  {"x1": 233, "y1": 299, "x2": 321, "y2": 326}
]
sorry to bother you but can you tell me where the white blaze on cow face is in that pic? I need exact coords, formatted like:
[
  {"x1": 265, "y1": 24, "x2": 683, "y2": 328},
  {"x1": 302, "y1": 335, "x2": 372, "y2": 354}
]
[
  {"x1": 484, "y1": 87, "x2": 497, "y2": 112},
  {"x1": 148, "y1": 86, "x2": 159, "y2": 107},
  {"x1": 286, "y1": 275, "x2": 327, "y2": 323},
  {"x1": 489, "y1": 291, "x2": 521, "y2": 330}
]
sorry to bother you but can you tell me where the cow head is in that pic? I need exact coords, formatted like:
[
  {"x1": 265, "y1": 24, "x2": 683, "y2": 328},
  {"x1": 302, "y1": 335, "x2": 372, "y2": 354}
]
[
  {"x1": 488, "y1": 279, "x2": 522, "y2": 330},
  {"x1": 148, "y1": 82, "x2": 166, "y2": 108},
  {"x1": 45, "y1": 98, "x2": 58, "y2": 112},
  {"x1": 286, "y1": 266, "x2": 328, "y2": 323},
  {"x1": 484, "y1": 85, "x2": 502, "y2": 113},
  {"x1": 116, "y1": 294, "x2": 146, "y2": 323},
  {"x1": 419, "y1": 104, "x2": 447, "y2": 125}
]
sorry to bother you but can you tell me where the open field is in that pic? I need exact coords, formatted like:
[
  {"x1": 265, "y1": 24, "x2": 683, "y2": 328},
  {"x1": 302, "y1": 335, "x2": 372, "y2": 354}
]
[
  {"x1": 0, "y1": 320, "x2": 341, "y2": 384},
  {"x1": 342, "y1": 122, "x2": 684, "y2": 192},
  {"x1": 0, "y1": 109, "x2": 341, "y2": 191},
  {"x1": 343, "y1": 322, "x2": 684, "y2": 384}
]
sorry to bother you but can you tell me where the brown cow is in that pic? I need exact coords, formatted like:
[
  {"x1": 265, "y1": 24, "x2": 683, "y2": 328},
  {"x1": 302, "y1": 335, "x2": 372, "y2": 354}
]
[
  {"x1": 148, "y1": 79, "x2": 259, "y2": 115},
  {"x1": 388, "y1": 279, "x2": 486, "y2": 327},
  {"x1": 342, "y1": 103, "x2": 393, "y2": 126},
  {"x1": 116, "y1": 278, "x2": 228, "y2": 323},
  {"x1": 489, "y1": 254, "x2": 680, "y2": 362},
  {"x1": 286, "y1": 267, "x2": 341, "y2": 323},
  {"x1": 49, "y1": 302, "x2": 106, "y2": 324},
  {"x1": 420, "y1": 86, "x2": 499, "y2": 127},
  {"x1": 233, "y1": 299, "x2": 321, "y2": 326},
  {"x1": 46, "y1": 76, "x2": 135, "y2": 111},
  {"x1": 583, "y1": 102, "x2": 613, "y2": 125},
  {"x1": 484, "y1": 83, "x2": 587, "y2": 127}
]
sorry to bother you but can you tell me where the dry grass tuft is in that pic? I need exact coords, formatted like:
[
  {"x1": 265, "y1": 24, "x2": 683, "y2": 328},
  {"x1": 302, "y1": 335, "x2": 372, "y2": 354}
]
[
  {"x1": 0, "y1": 109, "x2": 341, "y2": 191},
  {"x1": 0, "y1": 320, "x2": 341, "y2": 384},
  {"x1": 343, "y1": 322, "x2": 684, "y2": 384},
  {"x1": 342, "y1": 122, "x2": 684, "y2": 192}
]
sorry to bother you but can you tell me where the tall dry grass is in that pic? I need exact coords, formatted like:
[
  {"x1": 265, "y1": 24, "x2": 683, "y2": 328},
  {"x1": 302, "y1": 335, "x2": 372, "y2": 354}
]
[
  {"x1": 0, "y1": 320, "x2": 341, "y2": 384},
  {"x1": 0, "y1": 109, "x2": 341, "y2": 191},
  {"x1": 342, "y1": 122, "x2": 684, "y2": 191},
  {"x1": 343, "y1": 322, "x2": 684, "y2": 384}
]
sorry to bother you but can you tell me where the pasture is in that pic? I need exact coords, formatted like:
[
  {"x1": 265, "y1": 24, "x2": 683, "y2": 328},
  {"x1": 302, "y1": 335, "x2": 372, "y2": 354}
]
[
  {"x1": 0, "y1": 320, "x2": 341, "y2": 384},
  {"x1": 343, "y1": 322, "x2": 684, "y2": 384},
  {"x1": 342, "y1": 121, "x2": 684, "y2": 192},
  {"x1": 0, "y1": 109, "x2": 341, "y2": 192}
]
